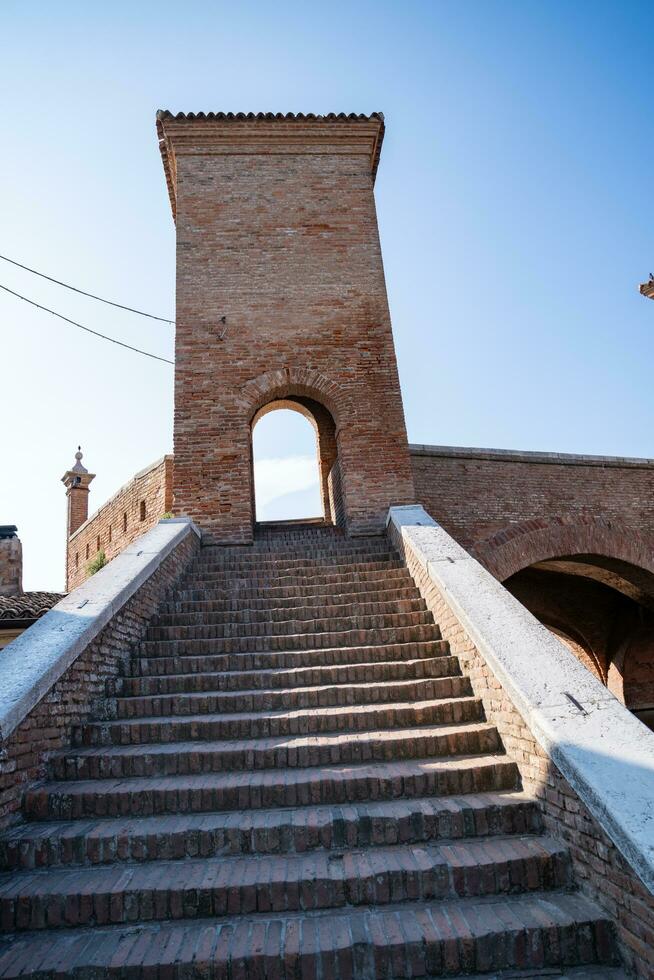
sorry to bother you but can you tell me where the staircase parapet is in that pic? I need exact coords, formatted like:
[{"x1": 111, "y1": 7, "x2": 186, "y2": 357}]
[
  {"x1": 0, "y1": 518, "x2": 201, "y2": 827},
  {"x1": 388, "y1": 503, "x2": 654, "y2": 975}
]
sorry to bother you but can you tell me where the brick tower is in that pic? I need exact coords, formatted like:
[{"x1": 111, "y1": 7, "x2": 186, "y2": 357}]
[
  {"x1": 157, "y1": 110, "x2": 416, "y2": 543},
  {"x1": 61, "y1": 448, "x2": 95, "y2": 540}
]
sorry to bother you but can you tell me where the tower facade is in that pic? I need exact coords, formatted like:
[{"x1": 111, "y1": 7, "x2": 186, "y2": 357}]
[{"x1": 157, "y1": 111, "x2": 416, "y2": 543}]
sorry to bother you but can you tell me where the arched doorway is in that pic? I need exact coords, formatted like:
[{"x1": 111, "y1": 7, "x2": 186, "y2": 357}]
[
  {"x1": 249, "y1": 396, "x2": 344, "y2": 528},
  {"x1": 503, "y1": 555, "x2": 654, "y2": 730}
]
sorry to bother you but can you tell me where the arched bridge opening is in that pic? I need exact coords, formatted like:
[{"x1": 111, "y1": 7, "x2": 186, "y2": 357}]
[
  {"x1": 504, "y1": 553, "x2": 654, "y2": 730},
  {"x1": 249, "y1": 396, "x2": 345, "y2": 530}
]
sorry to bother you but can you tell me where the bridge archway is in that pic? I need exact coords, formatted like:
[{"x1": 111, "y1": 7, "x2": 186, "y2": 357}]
[
  {"x1": 249, "y1": 395, "x2": 343, "y2": 527},
  {"x1": 477, "y1": 519, "x2": 654, "y2": 729}
]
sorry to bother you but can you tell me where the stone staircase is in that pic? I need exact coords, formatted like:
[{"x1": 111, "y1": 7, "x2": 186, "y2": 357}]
[{"x1": 0, "y1": 524, "x2": 625, "y2": 978}]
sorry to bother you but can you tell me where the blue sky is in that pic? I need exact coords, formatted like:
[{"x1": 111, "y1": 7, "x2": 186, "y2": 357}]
[{"x1": 2, "y1": 0, "x2": 652, "y2": 590}]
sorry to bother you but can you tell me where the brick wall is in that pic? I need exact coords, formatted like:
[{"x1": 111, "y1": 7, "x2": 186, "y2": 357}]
[
  {"x1": 66, "y1": 456, "x2": 173, "y2": 591},
  {"x1": 0, "y1": 537, "x2": 21, "y2": 598},
  {"x1": 0, "y1": 527, "x2": 198, "y2": 830},
  {"x1": 388, "y1": 519, "x2": 654, "y2": 978},
  {"x1": 158, "y1": 112, "x2": 415, "y2": 543},
  {"x1": 411, "y1": 445, "x2": 654, "y2": 564}
]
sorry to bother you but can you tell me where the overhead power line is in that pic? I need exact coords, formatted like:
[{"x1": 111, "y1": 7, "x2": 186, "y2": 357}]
[
  {"x1": 0, "y1": 253, "x2": 175, "y2": 324},
  {"x1": 0, "y1": 282, "x2": 174, "y2": 365}
]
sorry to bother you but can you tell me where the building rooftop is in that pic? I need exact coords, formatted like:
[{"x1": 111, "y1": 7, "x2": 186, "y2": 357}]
[{"x1": 0, "y1": 592, "x2": 62, "y2": 626}]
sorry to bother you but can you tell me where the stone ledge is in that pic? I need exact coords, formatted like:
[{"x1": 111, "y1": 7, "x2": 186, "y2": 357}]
[
  {"x1": 387, "y1": 504, "x2": 654, "y2": 894},
  {"x1": 0, "y1": 519, "x2": 200, "y2": 742},
  {"x1": 409, "y1": 443, "x2": 654, "y2": 469}
]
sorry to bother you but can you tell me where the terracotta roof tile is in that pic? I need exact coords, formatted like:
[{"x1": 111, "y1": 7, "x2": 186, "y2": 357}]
[
  {"x1": 156, "y1": 110, "x2": 384, "y2": 122},
  {"x1": 0, "y1": 592, "x2": 62, "y2": 623}
]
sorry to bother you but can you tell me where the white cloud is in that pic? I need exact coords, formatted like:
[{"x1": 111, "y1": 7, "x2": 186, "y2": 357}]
[{"x1": 254, "y1": 455, "x2": 320, "y2": 510}]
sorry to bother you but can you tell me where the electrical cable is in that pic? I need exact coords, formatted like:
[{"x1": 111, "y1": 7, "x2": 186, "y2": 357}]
[
  {"x1": 0, "y1": 252, "x2": 174, "y2": 324},
  {"x1": 0, "y1": 282, "x2": 174, "y2": 365}
]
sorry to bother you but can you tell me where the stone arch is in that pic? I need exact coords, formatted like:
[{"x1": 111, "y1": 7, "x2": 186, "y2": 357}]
[
  {"x1": 250, "y1": 396, "x2": 342, "y2": 526},
  {"x1": 242, "y1": 368, "x2": 349, "y2": 529},
  {"x1": 238, "y1": 367, "x2": 352, "y2": 434},
  {"x1": 471, "y1": 516, "x2": 654, "y2": 587}
]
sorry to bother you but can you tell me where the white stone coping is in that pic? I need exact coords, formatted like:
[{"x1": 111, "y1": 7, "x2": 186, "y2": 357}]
[
  {"x1": 408, "y1": 443, "x2": 654, "y2": 469},
  {"x1": 0, "y1": 518, "x2": 200, "y2": 742},
  {"x1": 388, "y1": 504, "x2": 654, "y2": 894}
]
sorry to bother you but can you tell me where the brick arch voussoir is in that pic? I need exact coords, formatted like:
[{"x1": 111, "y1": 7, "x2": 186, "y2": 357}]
[
  {"x1": 471, "y1": 516, "x2": 654, "y2": 584},
  {"x1": 238, "y1": 367, "x2": 349, "y2": 430}
]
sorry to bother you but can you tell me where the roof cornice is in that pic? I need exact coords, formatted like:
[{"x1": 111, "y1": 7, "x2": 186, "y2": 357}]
[{"x1": 156, "y1": 110, "x2": 386, "y2": 222}]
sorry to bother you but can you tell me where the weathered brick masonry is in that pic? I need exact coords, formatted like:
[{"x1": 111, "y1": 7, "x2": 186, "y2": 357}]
[
  {"x1": 410, "y1": 444, "x2": 654, "y2": 572},
  {"x1": 66, "y1": 456, "x2": 173, "y2": 591},
  {"x1": 0, "y1": 526, "x2": 198, "y2": 830},
  {"x1": 157, "y1": 111, "x2": 416, "y2": 543}
]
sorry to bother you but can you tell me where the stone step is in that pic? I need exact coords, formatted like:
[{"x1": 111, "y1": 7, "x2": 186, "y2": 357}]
[
  {"x1": 24, "y1": 754, "x2": 520, "y2": 819},
  {"x1": 172, "y1": 574, "x2": 416, "y2": 602},
  {"x1": 52, "y1": 722, "x2": 501, "y2": 780},
  {"x1": 138, "y1": 622, "x2": 441, "y2": 656},
  {"x1": 144, "y1": 609, "x2": 434, "y2": 641},
  {"x1": 128, "y1": 638, "x2": 450, "y2": 677},
  {"x1": 192, "y1": 547, "x2": 396, "y2": 570},
  {"x1": 157, "y1": 582, "x2": 423, "y2": 614},
  {"x1": 1, "y1": 792, "x2": 541, "y2": 869},
  {"x1": 76, "y1": 696, "x2": 484, "y2": 746},
  {"x1": 182, "y1": 561, "x2": 408, "y2": 589},
  {"x1": 0, "y1": 836, "x2": 571, "y2": 932},
  {"x1": 110, "y1": 675, "x2": 470, "y2": 719},
  {"x1": 151, "y1": 595, "x2": 427, "y2": 627},
  {"x1": 109, "y1": 655, "x2": 461, "y2": 697},
  {"x1": 0, "y1": 891, "x2": 616, "y2": 977}
]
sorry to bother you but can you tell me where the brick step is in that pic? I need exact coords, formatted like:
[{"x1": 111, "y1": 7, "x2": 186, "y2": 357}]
[
  {"x1": 1, "y1": 792, "x2": 540, "y2": 870},
  {"x1": 0, "y1": 835, "x2": 572, "y2": 932},
  {"x1": 76, "y1": 696, "x2": 484, "y2": 746},
  {"x1": 190, "y1": 554, "x2": 398, "y2": 576},
  {"x1": 138, "y1": 622, "x2": 441, "y2": 656},
  {"x1": 144, "y1": 609, "x2": 434, "y2": 642},
  {"x1": 24, "y1": 754, "x2": 520, "y2": 819},
  {"x1": 199, "y1": 545, "x2": 395, "y2": 564},
  {"x1": 151, "y1": 595, "x2": 427, "y2": 627},
  {"x1": 173, "y1": 572, "x2": 415, "y2": 602},
  {"x1": 110, "y1": 675, "x2": 470, "y2": 719},
  {"x1": 193, "y1": 543, "x2": 395, "y2": 565},
  {"x1": 182, "y1": 562, "x2": 408, "y2": 589},
  {"x1": 463, "y1": 971, "x2": 627, "y2": 980},
  {"x1": 128, "y1": 638, "x2": 450, "y2": 677},
  {"x1": 0, "y1": 890, "x2": 616, "y2": 978},
  {"x1": 52, "y1": 722, "x2": 500, "y2": 780},
  {"x1": 201, "y1": 527, "x2": 389, "y2": 556},
  {"x1": 186, "y1": 553, "x2": 402, "y2": 576},
  {"x1": 110, "y1": 655, "x2": 461, "y2": 697},
  {"x1": 157, "y1": 583, "x2": 422, "y2": 614}
]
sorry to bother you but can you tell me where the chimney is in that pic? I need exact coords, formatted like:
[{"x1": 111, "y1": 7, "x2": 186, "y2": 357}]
[
  {"x1": 0, "y1": 526, "x2": 22, "y2": 597},
  {"x1": 62, "y1": 447, "x2": 95, "y2": 539}
]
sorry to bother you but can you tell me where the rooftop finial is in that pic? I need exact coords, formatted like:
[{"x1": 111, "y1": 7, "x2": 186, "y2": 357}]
[{"x1": 71, "y1": 447, "x2": 88, "y2": 474}]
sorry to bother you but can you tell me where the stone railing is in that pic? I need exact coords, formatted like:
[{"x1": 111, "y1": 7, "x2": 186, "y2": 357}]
[
  {"x1": 387, "y1": 504, "x2": 654, "y2": 977},
  {"x1": 0, "y1": 518, "x2": 200, "y2": 828}
]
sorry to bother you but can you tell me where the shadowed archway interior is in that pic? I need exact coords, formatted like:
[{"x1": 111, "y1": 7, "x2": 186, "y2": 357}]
[{"x1": 504, "y1": 554, "x2": 654, "y2": 729}]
